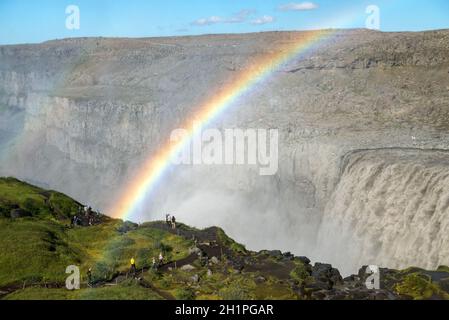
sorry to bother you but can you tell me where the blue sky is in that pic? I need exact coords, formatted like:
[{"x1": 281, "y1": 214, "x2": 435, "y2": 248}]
[{"x1": 0, "y1": 0, "x2": 448, "y2": 44}]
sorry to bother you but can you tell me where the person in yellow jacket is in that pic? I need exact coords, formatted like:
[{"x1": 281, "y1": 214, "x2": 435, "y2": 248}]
[{"x1": 130, "y1": 257, "x2": 136, "y2": 277}]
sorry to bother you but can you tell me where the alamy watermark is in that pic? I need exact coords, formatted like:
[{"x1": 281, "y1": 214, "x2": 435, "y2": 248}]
[
  {"x1": 170, "y1": 123, "x2": 279, "y2": 176},
  {"x1": 65, "y1": 265, "x2": 80, "y2": 290},
  {"x1": 66, "y1": 5, "x2": 80, "y2": 30},
  {"x1": 366, "y1": 5, "x2": 380, "y2": 30},
  {"x1": 365, "y1": 265, "x2": 380, "y2": 290}
]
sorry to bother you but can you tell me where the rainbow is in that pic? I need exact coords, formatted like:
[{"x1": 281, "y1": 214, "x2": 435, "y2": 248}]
[{"x1": 111, "y1": 29, "x2": 337, "y2": 221}]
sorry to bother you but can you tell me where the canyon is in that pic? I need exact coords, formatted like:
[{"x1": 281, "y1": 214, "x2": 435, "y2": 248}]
[{"x1": 1, "y1": 29, "x2": 449, "y2": 274}]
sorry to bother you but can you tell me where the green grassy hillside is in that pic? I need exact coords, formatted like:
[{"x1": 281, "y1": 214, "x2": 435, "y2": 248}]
[{"x1": 1, "y1": 177, "x2": 448, "y2": 300}]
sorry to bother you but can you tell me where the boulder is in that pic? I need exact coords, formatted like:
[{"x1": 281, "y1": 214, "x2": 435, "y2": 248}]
[
  {"x1": 259, "y1": 250, "x2": 283, "y2": 258},
  {"x1": 312, "y1": 263, "x2": 343, "y2": 290},
  {"x1": 229, "y1": 259, "x2": 244, "y2": 273},
  {"x1": 267, "y1": 250, "x2": 283, "y2": 258},
  {"x1": 210, "y1": 256, "x2": 219, "y2": 265},
  {"x1": 297, "y1": 256, "x2": 311, "y2": 265},
  {"x1": 282, "y1": 252, "x2": 295, "y2": 261},
  {"x1": 181, "y1": 264, "x2": 196, "y2": 271},
  {"x1": 189, "y1": 247, "x2": 201, "y2": 255}
]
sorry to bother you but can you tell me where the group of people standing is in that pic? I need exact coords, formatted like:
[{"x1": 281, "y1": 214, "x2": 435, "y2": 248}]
[
  {"x1": 165, "y1": 214, "x2": 176, "y2": 229},
  {"x1": 71, "y1": 206, "x2": 98, "y2": 227},
  {"x1": 129, "y1": 252, "x2": 164, "y2": 277},
  {"x1": 86, "y1": 253, "x2": 166, "y2": 285},
  {"x1": 85, "y1": 213, "x2": 180, "y2": 285}
]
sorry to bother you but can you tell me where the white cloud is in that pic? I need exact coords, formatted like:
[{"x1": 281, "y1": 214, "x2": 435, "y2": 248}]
[
  {"x1": 251, "y1": 15, "x2": 275, "y2": 25},
  {"x1": 279, "y1": 2, "x2": 319, "y2": 11},
  {"x1": 191, "y1": 16, "x2": 223, "y2": 26},
  {"x1": 191, "y1": 9, "x2": 256, "y2": 26},
  {"x1": 229, "y1": 9, "x2": 256, "y2": 23}
]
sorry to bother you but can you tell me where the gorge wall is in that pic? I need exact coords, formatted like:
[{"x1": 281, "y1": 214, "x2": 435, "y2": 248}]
[{"x1": 1, "y1": 29, "x2": 449, "y2": 273}]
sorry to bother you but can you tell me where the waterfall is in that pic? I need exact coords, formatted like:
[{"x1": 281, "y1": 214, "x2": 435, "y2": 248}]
[{"x1": 317, "y1": 149, "x2": 449, "y2": 275}]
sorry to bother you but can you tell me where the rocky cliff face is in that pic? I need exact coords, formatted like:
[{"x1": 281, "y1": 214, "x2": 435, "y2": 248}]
[{"x1": 1, "y1": 29, "x2": 449, "y2": 273}]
